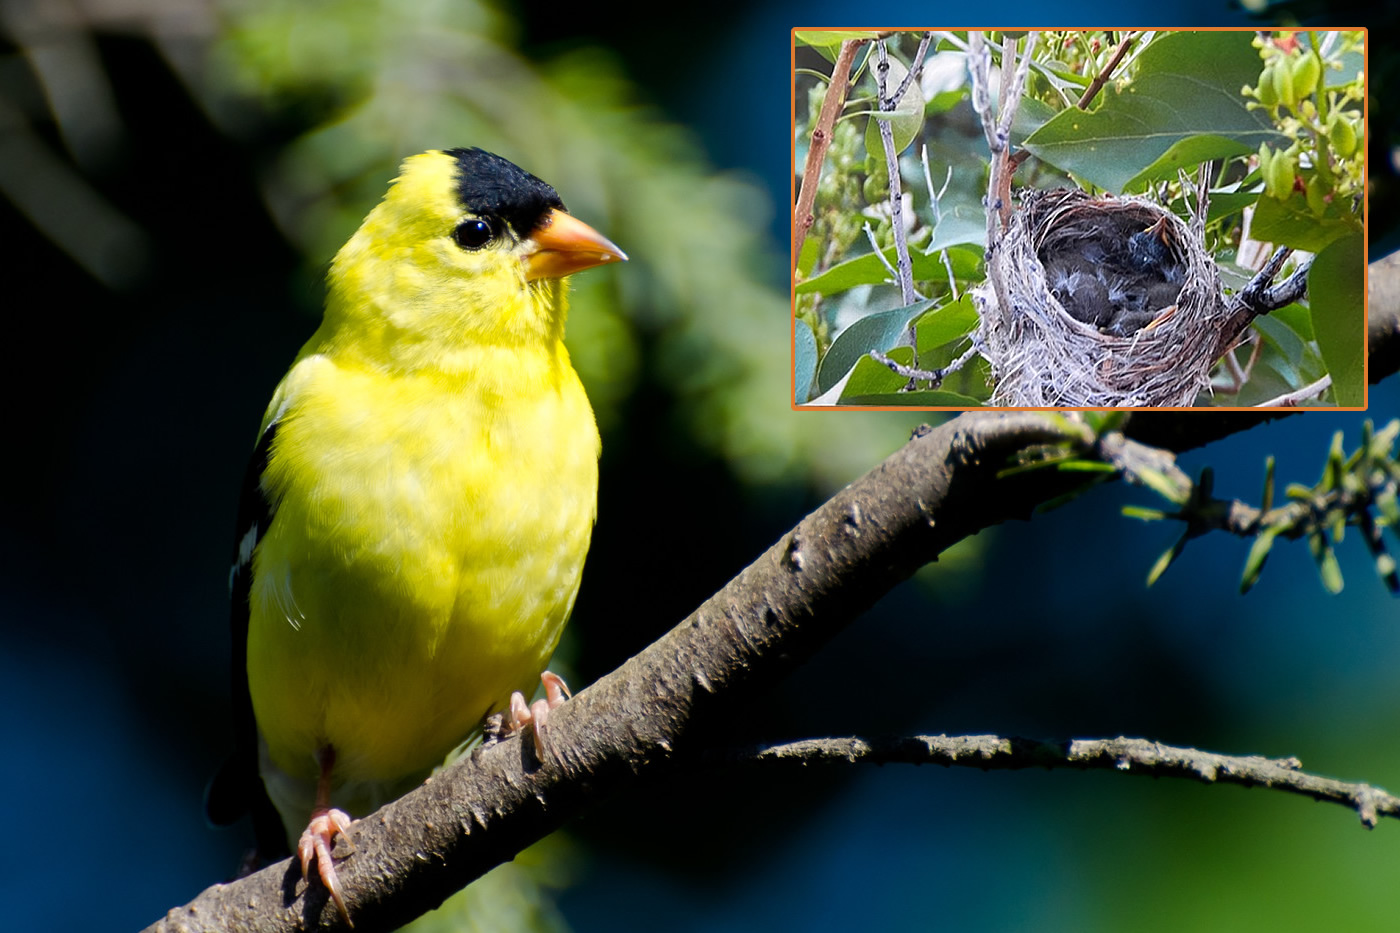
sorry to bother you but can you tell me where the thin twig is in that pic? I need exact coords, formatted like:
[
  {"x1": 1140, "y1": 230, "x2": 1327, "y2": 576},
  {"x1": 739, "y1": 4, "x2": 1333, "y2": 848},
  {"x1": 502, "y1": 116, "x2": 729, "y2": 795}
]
[
  {"x1": 920, "y1": 145, "x2": 940, "y2": 224},
  {"x1": 1255, "y1": 374, "x2": 1334, "y2": 407},
  {"x1": 862, "y1": 221, "x2": 900, "y2": 282},
  {"x1": 1076, "y1": 31, "x2": 1138, "y2": 109},
  {"x1": 731, "y1": 734, "x2": 1400, "y2": 828},
  {"x1": 888, "y1": 31, "x2": 932, "y2": 105},
  {"x1": 875, "y1": 39, "x2": 916, "y2": 307},
  {"x1": 794, "y1": 39, "x2": 865, "y2": 273},
  {"x1": 941, "y1": 249, "x2": 959, "y2": 302},
  {"x1": 868, "y1": 335, "x2": 981, "y2": 388},
  {"x1": 967, "y1": 32, "x2": 998, "y2": 153}
]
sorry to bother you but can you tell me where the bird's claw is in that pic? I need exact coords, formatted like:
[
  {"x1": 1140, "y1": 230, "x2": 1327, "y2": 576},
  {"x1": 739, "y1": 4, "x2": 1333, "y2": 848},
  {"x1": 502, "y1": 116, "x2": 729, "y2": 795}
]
[
  {"x1": 509, "y1": 671, "x2": 572, "y2": 758},
  {"x1": 298, "y1": 808, "x2": 354, "y2": 925}
]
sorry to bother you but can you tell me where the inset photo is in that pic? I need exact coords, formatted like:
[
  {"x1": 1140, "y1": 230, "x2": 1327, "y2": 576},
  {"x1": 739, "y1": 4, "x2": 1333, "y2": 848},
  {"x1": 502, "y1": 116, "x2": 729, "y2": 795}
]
[{"x1": 792, "y1": 29, "x2": 1366, "y2": 409}]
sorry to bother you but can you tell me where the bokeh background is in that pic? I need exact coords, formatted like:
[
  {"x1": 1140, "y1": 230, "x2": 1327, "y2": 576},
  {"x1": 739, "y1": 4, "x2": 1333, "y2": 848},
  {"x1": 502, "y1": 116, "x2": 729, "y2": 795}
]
[{"x1": 1, "y1": 1, "x2": 1397, "y2": 931}]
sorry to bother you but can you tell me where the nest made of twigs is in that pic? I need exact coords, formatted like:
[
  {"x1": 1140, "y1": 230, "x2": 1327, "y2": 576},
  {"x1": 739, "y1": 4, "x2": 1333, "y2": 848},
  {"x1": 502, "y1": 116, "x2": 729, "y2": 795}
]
[{"x1": 975, "y1": 187, "x2": 1226, "y2": 407}]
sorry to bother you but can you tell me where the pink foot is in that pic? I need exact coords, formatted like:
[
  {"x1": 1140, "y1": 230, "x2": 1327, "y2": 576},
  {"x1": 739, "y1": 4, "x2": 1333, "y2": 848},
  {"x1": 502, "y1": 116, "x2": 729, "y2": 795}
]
[
  {"x1": 297, "y1": 807, "x2": 354, "y2": 925},
  {"x1": 508, "y1": 671, "x2": 572, "y2": 757}
]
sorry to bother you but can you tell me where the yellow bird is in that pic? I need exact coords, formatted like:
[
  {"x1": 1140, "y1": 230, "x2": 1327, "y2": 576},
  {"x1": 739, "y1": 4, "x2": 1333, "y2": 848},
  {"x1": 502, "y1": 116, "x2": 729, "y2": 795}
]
[{"x1": 206, "y1": 148, "x2": 625, "y2": 923}]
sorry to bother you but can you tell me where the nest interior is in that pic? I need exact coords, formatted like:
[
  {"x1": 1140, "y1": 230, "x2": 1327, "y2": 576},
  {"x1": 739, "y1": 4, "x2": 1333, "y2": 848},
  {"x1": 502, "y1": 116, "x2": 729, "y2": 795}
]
[{"x1": 976, "y1": 187, "x2": 1226, "y2": 408}]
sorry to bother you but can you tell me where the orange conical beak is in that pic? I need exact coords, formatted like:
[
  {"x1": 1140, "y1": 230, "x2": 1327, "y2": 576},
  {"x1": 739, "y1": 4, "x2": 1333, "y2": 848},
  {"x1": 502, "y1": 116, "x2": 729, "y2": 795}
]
[{"x1": 524, "y1": 209, "x2": 627, "y2": 281}]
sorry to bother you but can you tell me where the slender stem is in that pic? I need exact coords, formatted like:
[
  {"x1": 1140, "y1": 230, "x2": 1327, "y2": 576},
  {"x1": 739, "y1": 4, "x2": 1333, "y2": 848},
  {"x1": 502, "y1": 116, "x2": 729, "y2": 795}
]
[
  {"x1": 875, "y1": 39, "x2": 915, "y2": 307},
  {"x1": 794, "y1": 39, "x2": 865, "y2": 274},
  {"x1": 1077, "y1": 31, "x2": 1138, "y2": 109},
  {"x1": 731, "y1": 734, "x2": 1400, "y2": 829},
  {"x1": 1255, "y1": 374, "x2": 1333, "y2": 407}
]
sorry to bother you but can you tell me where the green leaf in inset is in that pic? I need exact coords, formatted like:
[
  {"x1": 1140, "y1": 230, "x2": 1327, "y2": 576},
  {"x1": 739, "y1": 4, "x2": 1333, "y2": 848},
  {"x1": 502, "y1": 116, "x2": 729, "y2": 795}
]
[
  {"x1": 816, "y1": 299, "x2": 935, "y2": 393},
  {"x1": 796, "y1": 236, "x2": 821, "y2": 279},
  {"x1": 841, "y1": 347, "x2": 916, "y2": 397},
  {"x1": 921, "y1": 51, "x2": 968, "y2": 116},
  {"x1": 865, "y1": 57, "x2": 925, "y2": 160},
  {"x1": 795, "y1": 30, "x2": 880, "y2": 49},
  {"x1": 925, "y1": 205, "x2": 987, "y2": 252},
  {"x1": 1309, "y1": 232, "x2": 1365, "y2": 406},
  {"x1": 1252, "y1": 315, "x2": 1305, "y2": 386},
  {"x1": 1009, "y1": 96, "x2": 1058, "y2": 147},
  {"x1": 842, "y1": 387, "x2": 984, "y2": 407},
  {"x1": 1251, "y1": 192, "x2": 1359, "y2": 253},
  {"x1": 797, "y1": 244, "x2": 981, "y2": 296},
  {"x1": 795, "y1": 318, "x2": 818, "y2": 403},
  {"x1": 1270, "y1": 302, "x2": 1313, "y2": 341},
  {"x1": 837, "y1": 350, "x2": 983, "y2": 406},
  {"x1": 914, "y1": 294, "x2": 979, "y2": 352},
  {"x1": 1022, "y1": 31, "x2": 1283, "y2": 194}
]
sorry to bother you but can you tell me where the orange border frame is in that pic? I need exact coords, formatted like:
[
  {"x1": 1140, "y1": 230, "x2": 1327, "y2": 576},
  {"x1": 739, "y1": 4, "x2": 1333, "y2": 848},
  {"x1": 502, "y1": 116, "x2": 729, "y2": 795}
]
[{"x1": 790, "y1": 27, "x2": 1370, "y2": 413}]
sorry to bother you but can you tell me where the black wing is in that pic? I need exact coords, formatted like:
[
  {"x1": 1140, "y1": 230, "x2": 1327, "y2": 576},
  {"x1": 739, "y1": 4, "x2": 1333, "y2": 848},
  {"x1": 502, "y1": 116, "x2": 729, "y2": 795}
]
[{"x1": 204, "y1": 422, "x2": 289, "y2": 862}]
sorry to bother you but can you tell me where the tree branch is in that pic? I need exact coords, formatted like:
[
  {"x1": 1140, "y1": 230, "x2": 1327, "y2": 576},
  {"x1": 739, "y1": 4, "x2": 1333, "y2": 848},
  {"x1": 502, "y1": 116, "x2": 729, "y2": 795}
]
[
  {"x1": 149, "y1": 260, "x2": 1400, "y2": 930},
  {"x1": 725, "y1": 734, "x2": 1400, "y2": 828},
  {"x1": 793, "y1": 39, "x2": 864, "y2": 273},
  {"x1": 1369, "y1": 250, "x2": 1400, "y2": 384}
]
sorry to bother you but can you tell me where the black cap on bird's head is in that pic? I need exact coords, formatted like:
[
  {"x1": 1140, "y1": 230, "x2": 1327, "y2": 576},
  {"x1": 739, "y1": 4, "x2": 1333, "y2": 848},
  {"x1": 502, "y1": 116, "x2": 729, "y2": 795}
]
[
  {"x1": 444, "y1": 147, "x2": 565, "y2": 240},
  {"x1": 442, "y1": 147, "x2": 626, "y2": 280}
]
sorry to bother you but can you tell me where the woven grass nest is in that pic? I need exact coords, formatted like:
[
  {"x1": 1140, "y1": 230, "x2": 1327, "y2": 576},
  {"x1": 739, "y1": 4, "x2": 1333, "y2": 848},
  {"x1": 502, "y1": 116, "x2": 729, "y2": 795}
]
[{"x1": 975, "y1": 187, "x2": 1227, "y2": 407}]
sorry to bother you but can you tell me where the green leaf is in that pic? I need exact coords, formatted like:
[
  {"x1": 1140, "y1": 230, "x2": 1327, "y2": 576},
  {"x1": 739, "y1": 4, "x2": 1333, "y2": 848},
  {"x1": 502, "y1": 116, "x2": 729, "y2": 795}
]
[
  {"x1": 1198, "y1": 188, "x2": 1262, "y2": 225},
  {"x1": 1083, "y1": 410, "x2": 1128, "y2": 434},
  {"x1": 1271, "y1": 301, "x2": 1314, "y2": 341},
  {"x1": 1057, "y1": 460, "x2": 1116, "y2": 473},
  {"x1": 921, "y1": 51, "x2": 969, "y2": 115},
  {"x1": 796, "y1": 236, "x2": 821, "y2": 279},
  {"x1": 1136, "y1": 466, "x2": 1192, "y2": 507},
  {"x1": 1009, "y1": 96, "x2": 1058, "y2": 147},
  {"x1": 797, "y1": 244, "x2": 982, "y2": 296},
  {"x1": 837, "y1": 344, "x2": 983, "y2": 407},
  {"x1": 1250, "y1": 192, "x2": 1359, "y2": 254},
  {"x1": 1232, "y1": 362, "x2": 1295, "y2": 407},
  {"x1": 1252, "y1": 314, "x2": 1306, "y2": 385},
  {"x1": 1022, "y1": 32, "x2": 1283, "y2": 193},
  {"x1": 1309, "y1": 232, "x2": 1365, "y2": 406},
  {"x1": 1378, "y1": 488, "x2": 1400, "y2": 527},
  {"x1": 1309, "y1": 531, "x2": 1345, "y2": 594},
  {"x1": 925, "y1": 205, "x2": 987, "y2": 252},
  {"x1": 1261, "y1": 455, "x2": 1275, "y2": 513},
  {"x1": 914, "y1": 293, "x2": 979, "y2": 352},
  {"x1": 1147, "y1": 533, "x2": 1190, "y2": 586},
  {"x1": 865, "y1": 57, "x2": 925, "y2": 160},
  {"x1": 841, "y1": 387, "x2": 985, "y2": 406},
  {"x1": 1240, "y1": 526, "x2": 1279, "y2": 594},
  {"x1": 816, "y1": 299, "x2": 935, "y2": 393},
  {"x1": 1122, "y1": 506, "x2": 1169, "y2": 521},
  {"x1": 840, "y1": 347, "x2": 916, "y2": 396},
  {"x1": 795, "y1": 30, "x2": 880, "y2": 49},
  {"x1": 794, "y1": 318, "x2": 818, "y2": 403}
]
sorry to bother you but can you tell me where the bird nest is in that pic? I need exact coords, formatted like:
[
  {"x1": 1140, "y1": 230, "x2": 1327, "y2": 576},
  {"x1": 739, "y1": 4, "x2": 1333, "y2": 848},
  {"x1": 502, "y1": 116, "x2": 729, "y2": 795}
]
[{"x1": 975, "y1": 187, "x2": 1227, "y2": 407}]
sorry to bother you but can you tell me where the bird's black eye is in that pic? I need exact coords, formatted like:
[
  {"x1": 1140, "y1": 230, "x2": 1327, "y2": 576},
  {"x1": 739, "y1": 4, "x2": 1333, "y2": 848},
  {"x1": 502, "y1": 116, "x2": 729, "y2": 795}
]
[{"x1": 452, "y1": 219, "x2": 495, "y2": 250}]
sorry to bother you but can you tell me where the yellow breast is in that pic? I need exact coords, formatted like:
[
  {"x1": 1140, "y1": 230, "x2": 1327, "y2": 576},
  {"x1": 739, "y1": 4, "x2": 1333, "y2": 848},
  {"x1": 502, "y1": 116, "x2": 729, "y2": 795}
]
[{"x1": 245, "y1": 344, "x2": 598, "y2": 786}]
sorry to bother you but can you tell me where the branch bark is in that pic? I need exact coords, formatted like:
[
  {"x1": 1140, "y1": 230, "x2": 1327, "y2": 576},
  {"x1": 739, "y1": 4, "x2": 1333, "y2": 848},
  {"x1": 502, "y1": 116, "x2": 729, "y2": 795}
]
[
  {"x1": 149, "y1": 258, "x2": 1400, "y2": 932},
  {"x1": 724, "y1": 734, "x2": 1400, "y2": 828},
  {"x1": 793, "y1": 39, "x2": 864, "y2": 273}
]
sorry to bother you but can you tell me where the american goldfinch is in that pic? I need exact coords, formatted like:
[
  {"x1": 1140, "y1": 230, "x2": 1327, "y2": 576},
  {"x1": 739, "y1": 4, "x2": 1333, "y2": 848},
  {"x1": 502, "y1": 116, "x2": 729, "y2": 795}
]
[{"x1": 206, "y1": 148, "x2": 625, "y2": 923}]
